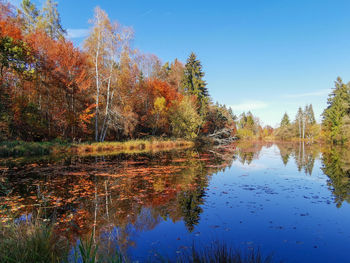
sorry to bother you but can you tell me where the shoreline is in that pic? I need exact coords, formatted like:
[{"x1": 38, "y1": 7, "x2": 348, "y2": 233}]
[{"x1": 0, "y1": 139, "x2": 195, "y2": 158}]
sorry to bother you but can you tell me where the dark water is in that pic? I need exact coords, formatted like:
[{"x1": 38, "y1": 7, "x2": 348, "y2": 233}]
[{"x1": 1, "y1": 142, "x2": 350, "y2": 262}]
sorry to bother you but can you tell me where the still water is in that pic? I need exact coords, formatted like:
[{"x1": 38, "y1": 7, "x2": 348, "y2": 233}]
[{"x1": 1, "y1": 142, "x2": 350, "y2": 262}]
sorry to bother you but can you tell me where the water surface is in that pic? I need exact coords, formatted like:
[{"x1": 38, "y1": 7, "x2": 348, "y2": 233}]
[{"x1": 1, "y1": 142, "x2": 350, "y2": 262}]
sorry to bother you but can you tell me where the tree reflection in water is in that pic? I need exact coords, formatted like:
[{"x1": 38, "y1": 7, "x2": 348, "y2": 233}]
[
  {"x1": 0, "y1": 147, "x2": 236, "y2": 251},
  {"x1": 2, "y1": 142, "x2": 350, "y2": 256},
  {"x1": 276, "y1": 141, "x2": 320, "y2": 175},
  {"x1": 276, "y1": 141, "x2": 350, "y2": 208},
  {"x1": 321, "y1": 146, "x2": 350, "y2": 208}
]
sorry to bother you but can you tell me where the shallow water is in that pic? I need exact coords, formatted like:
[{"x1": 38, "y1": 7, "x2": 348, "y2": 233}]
[{"x1": 1, "y1": 142, "x2": 350, "y2": 262}]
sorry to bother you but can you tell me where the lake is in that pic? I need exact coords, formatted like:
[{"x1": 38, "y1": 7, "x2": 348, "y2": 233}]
[{"x1": 1, "y1": 141, "x2": 350, "y2": 262}]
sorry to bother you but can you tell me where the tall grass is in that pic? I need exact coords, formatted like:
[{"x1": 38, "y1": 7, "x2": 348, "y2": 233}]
[
  {"x1": 178, "y1": 243, "x2": 275, "y2": 263},
  {"x1": 71, "y1": 235, "x2": 124, "y2": 263},
  {"x1": 0, "y1": 220, "x2": 69, "y2": 263},
  {"x1": 72, "y1": 139, "x2": 194, "y2": 156},
  {"x1": 0, "y1": 218, "x2": 125, "y2": 263}
]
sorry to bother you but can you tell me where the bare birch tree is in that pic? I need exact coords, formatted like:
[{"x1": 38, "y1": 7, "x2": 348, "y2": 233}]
[{"x1": 84, "y1": 7, "x2": 133, "y2": 141}]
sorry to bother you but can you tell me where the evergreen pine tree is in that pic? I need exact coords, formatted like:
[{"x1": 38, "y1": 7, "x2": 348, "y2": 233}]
[
  {"x1": 181, "y1": 52, "x2": 209, "y2": 116},
  {"x1": 295, "y1": 107, "x2": 303, "y2": 138},
  {"x1": 322, "y1": 77, "x2": 350, "y2": 143},
  {"x1": 280, "y1": 112, "x2": 290, "y2": 127},
  {"x1": 37, "y1": 0, "x2": 65, "y2": 39},
  {"x1": 19, "y1": 0, "x2": 39, "y2": 33},
  {"x1": 307, "y1": 104, "x2": 316, "y2": 125}
]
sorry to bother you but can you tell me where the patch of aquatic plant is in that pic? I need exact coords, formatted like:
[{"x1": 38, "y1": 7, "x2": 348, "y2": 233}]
[
  {"x1": 177, "y1": 242, "x2": 275, "y2": 263},
  {"x1": 71, "y1": 235, "x2": 124, "y2": 263}
]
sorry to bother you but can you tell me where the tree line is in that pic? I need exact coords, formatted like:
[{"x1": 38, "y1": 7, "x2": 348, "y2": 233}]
[
  {"x1": 275, "y1": 77, "x2": 350, "y2": 144},
  {"x1": 2, "y1": 0, "x2": 350, "y2": 145},
  {"x1": 0, "y1": 0, "x2": 236, "y2": 142},
  {"x1": 275, "y1": 104, "x2": 319, "y2": 141}
]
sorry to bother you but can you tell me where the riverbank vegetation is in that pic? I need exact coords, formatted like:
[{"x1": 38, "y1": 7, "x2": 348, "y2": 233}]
[
  {"x1": 72, "y1": 139, "x2": 194, "y2": 155},
  {"x1": 274, "y1": 104, "x2": 320, "y2": 142}
]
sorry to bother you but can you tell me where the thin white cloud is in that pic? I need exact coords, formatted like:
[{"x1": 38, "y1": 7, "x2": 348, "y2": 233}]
[
  {"x1": 66, "y1": 29, "x2": 89, "y2": 39},
  {"x1": 283, "y1": 89, "x2": 330, "y2": 98},
  {"x1": 229, "y1": 100, "x2": 268, "y2": 111},
  {"x1": 141, "y1": 9, "x2": 153, "y2": 17}
]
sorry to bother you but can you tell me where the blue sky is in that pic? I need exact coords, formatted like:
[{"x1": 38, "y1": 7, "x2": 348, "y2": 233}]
[{"x1": 10, "y1": 0, "x2": 350, "y2": 126}]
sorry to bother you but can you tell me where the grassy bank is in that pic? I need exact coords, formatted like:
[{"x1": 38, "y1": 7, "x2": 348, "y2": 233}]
[
  {"x1": 0, "y1": 138, "x2": 195, "y2": 158},
  {"x1": 71, "y1": 139, "x2": 195, "y2": 156}
]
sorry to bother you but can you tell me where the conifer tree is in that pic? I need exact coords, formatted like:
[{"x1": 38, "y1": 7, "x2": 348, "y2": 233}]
[
  {"x1": 306, "y1": 104, "x2": 316, "y2": 125},
  {"x1": 295, "y1": 107, "x2": 303, "y2": 139},
  {"x1": 322, "y1": 77, "x2": 350, "y2": 143},
  {"x1": 181, "y1": 52, "x2": 209, "y2": 116},
  {"x1": 37, "y1": 0, "x2": 65, "y2": 40},
  {"x1": 280, "y1": 112, "x2": 290, "y2": 127},
  {"x1": 19, "y1": 0, "x2": 39, "y2": 33}
]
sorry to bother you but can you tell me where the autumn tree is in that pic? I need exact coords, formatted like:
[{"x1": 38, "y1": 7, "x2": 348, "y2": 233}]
[
  {"x1": 167, "y1": 59, "x2": 184, "y2": 91},
  {"x1": 169, "y1": 96, "x2": 202, "y2": 139},
  {"x1": 0, "y1": 1, "x2": 234, "y2": 142},
  {"x1": 0, "y1": 2, "x2": 35, "y2": 139},
  {"x1": 202, "y1": 103, "x2": 236, "y2": 135}
]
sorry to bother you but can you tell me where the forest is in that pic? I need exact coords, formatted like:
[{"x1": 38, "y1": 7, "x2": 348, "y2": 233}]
[
  {"x1": 1, "y1": 0, "x2": 350, "y2": 148},
  {"x1": 0, "y1": 0, "x2": 236, "y2": 144}
]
